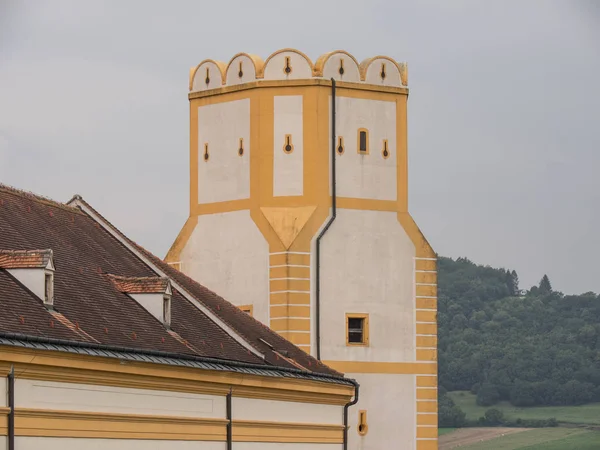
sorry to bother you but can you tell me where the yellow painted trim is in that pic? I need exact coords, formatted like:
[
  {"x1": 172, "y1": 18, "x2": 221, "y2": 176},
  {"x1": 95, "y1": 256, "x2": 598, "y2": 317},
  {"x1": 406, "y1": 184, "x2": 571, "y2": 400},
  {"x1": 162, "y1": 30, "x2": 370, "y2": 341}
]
[
  {"x1": 336, "y1": 197, "x2": 397, "y2": 211},
  {"x1": 357, "y1": 128, "x2": 370, "y2": 154},
  {"x1": 398, "y1": 213, "x2": 436, "y2": 258},
  {"x1": 277, "y1": 332, "x2": 311, "y2": 345},
  {"x1": 416, "y1": 310, "x2": 437, "y2": 323},
  {"x1": 270, "y1": 318, "x2": 311, "y2": 332},
  {"x1": 233, "y1": 419, "x2": 343, "y2": 443},
  {"x1": 417, "y1": 426, "x2": 438, "y2": 439},
  {"x1": 270, "y1": 292, "x2": 310, "y2": 305},
  {"x1": 345, "y1": 313, "x2": 369, "y2": 346},
  {"x1": 270, "y1": 266, "x2": 310, "y2": 279},
  {"x1": 417, "y1": 285, "x2": 437, "y2": 297},
  {"x1": 0, "y1": 346, "x2": 354, "y2": 405},
  {"x1": 416, "y1": 272, "x2": 437, "y2": 284},
  {"x1": 192, "y1": 199, "x2": 251, "y2": 215},
  {"x1": 416, "y1": 349, "x2": 437, "y2": 362},
  {"x1": 323, "y1": 361, "x2": 437, "y2": 375},
  {"x1": 416, "y1": 259, "x2": 437, "y2": 271},
  {"x1": 270, "y1": 305, "x2": 311, "y2": 318},
  {"x1": 0, "y1": 407, "x2": 8, "y2": 436},
  {"x1": 270, "y1": 253, "x2": 310, "y2": 266},
  {"x1": 417, "y1": 441, "x2": 439, "y2": 450},
  {"x1": 313, "y1": 50, "x2": 361, "y2": 77},
  {"x1": 416, "y1": 323, "x2": 437, "y2": 336},
  {"x1": 416, "y1": 298, "x2": 437, "y2": 310},
  {"x1": 359, "y1": 55, "x2": 407, "y2": 85},
  {"x1": 416, "y1": 336, "x2": 437, "y2": 348},
  {"x1": 417, "y1": 388, "x2": 438, "y2": 400},
  {"x1": 270, "y1": 279, "x2": 310, "y2": 292},
  {"x1": 417, "y1": 376, "x2": 438, "y2": 388},
  {"x1": 164, "y1": 216, "x2": 198, "y2": 264},
  {"x1": 238, "y1": 304, "x2": 253, "y2": 316},
  {"x1": 417, "y1": 401, "x2": 438, "y2": 413},
  {"x1": 417, "y1": 413, "x2": 438, "y2": 426}
]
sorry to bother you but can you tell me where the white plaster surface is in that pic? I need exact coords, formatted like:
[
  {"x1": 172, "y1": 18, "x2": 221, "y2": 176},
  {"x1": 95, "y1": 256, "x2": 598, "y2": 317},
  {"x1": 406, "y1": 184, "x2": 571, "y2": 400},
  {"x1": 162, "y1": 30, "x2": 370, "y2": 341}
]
[
  {"x1": 346, "y1": 373, "x2": 417, "y2": 450},
  {"x1": 180, "y1": 210, "x2": 269, "y2": 325},
  {"x1": 332, "y1": 97, "x2": 397, "y2": 201},
  {"x1": 198, "y1": 99, "x2": 250, "y2": 204},
  {"x1": 15, "y1": 379, "x2": 225, "y2": 418},
  {"x1": 0, "y1": 374, "x2": 6, "y2": 407},
  {"x1": 15, "y1": 438, "x2": 223, "y2": 450},
  {"x1": 322, "y1": 53, "x2": 360, "y2": 83},
  {"x1": 6, "y1": 268, "x2": 45, "y2": 302},
  {"x1": 232, "y1": 397, "x2": 342, "y2": 425},
  {"x1": 130, "y1": 293, "x2": 165, "y2": 324},
  {"x1": 320, "y1": 209, "x2": 416, "y2": 362},
  {"x1": 226, "y1": 54, "x2": 257, "y2": 85},
  {"x1": 363, "y1": 58, "x2": 403, "y2": 87},
  {"x1": 0, "y1": 438, "x2": 5, "y2": 450},
  {"x1": 263, "y1": 52, "x2": 312, "y2": 80},
  {"x1": 235, "y1": 444, "x2": 342, "y2": 450},
  {"x1": 192, "y1": 61, "x2": 224, "y2": 91},
  {"x1": 273, "y1": 95, "x2": 303, "y2": 197}
]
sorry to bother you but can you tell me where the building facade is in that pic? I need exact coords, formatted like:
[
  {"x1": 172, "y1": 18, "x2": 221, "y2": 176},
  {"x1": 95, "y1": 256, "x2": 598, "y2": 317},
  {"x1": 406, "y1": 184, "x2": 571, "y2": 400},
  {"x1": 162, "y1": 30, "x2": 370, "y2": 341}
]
[
  {"x1": 167, "y1": 49, "x2": 438, "y2": 450},
  {"x1": 0, "y1": 184, "x2": 356, "y2": 449}
]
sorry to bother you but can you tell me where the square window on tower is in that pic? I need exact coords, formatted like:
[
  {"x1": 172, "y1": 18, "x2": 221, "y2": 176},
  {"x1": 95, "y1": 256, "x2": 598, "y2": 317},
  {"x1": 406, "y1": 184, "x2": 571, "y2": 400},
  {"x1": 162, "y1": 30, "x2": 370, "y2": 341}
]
[{"x1": 346, "y1": 313, "x2": 369, "y2": 346}]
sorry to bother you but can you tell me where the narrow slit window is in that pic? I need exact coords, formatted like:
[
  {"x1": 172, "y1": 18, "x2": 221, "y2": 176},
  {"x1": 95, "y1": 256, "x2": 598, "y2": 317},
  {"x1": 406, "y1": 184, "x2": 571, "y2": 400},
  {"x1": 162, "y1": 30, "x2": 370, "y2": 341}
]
[
  {"x1": 283, "y1": 134, "x2": 294, "y2": 153},
  {"x1": 337, "y1": 136, "x2": 345, "y2": 155},
  {"x1": 203, "y1": 143, "x2": 209, "y2": 161},
  {"x1": 44, "y1": 273, "x2": 53, "y2": 305},
  {"x1": 358, "y1": 410, "x2": 369, "y2": 436},
  {"x1": 205, "y1": 67, "x2": 210, "y2": 85},
  {"x1": 358, "y1": 129, "x2": 369, "y2": 154},
  {"x1": 284, "y1": 56, "x2": 292, "y2": 74},
  {"x1": 346, "y1": 313, "x2": 369, "y2": 345},
  {"x1": 238, "y1": 138, "x2": 244, "y2": 156},
  {"x1": 163, "y1": 296, "x2": 171, "y2": 327},
  {"x1": 238, "y1": 61, "x2": 244, "y2": 78}
]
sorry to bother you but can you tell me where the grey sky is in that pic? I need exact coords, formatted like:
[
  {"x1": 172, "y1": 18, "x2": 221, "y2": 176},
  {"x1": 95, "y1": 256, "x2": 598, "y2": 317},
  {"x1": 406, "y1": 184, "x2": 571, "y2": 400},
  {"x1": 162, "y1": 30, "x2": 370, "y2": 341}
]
[{"x1": 1, "y1": 0, "x2": 599, "y2": 294}]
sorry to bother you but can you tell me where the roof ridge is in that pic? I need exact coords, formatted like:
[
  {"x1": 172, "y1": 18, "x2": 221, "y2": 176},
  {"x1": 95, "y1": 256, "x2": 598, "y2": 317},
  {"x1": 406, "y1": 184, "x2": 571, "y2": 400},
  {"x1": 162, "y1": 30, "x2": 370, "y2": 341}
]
[{"x1": 0, "y1": 183, "x2": 84, "y2": 215}]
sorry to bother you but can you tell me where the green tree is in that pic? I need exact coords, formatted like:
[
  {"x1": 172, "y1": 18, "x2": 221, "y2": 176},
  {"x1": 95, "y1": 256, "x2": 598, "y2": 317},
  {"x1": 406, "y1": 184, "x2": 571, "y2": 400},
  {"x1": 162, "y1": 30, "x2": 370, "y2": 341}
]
[
  {"x1": 476, "y1": 383, "x2": 500, "y2": 406},
  {"x1": 484, "y1": 408, "x2": 505, "y2": 426},
  {"x1": 438, "y1": 391, "x2": 466, "y2": 427},
  {"x1": 539, "y1": 274, "x2": 552, "y2": 293}
]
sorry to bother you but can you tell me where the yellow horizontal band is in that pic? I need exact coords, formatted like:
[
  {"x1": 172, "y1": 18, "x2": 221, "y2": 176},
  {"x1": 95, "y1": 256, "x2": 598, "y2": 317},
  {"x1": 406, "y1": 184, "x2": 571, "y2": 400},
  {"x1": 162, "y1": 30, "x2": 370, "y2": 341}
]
[
  {"x1": 416, "y1": 349, "x2": 437, "y2": 362},
  {"x1": 417, "y1": 376, "x2": 437, "y2": 388},
  {"x1": 270, "y1": 292, "x2": 311, "y2": 305},
  {"x1": 270, "y1": 305, "x2": 311, "y2": 318},
  {"x1": 270, "y1": 253, "x2": 311, "y2": 266},
  {"x1": 277, "y1": 332, "x2": 311, "y2": 345},
  {"x1": 417, "y1": 285, "x2": 437, "y2": 297},
  {"x1": 417, "y1": 401, "x2": 437, "y2": 413},
  {"x1": 336, "y1": 197, "x2": 398, "y2": 212},
  {"x1": 270, "y1": 318, "x2": 311, "y2": 332},
  {"x1": 322, "y1": 361, "x2": 437, "y2": 375},
  {"x1": 416, "y1": 336, "x2": 437, "y2": 348},
  {"x1": 415, "y1": 259, "x2": 436, "y2": 271},
  {"x1": 193, "y1": 199, "x2": 250, "y2": 215},
  {"x1": 416, "y1": 298, "x2": 437, "y2": 310},
  {"x1": 417, "y1": 439, "x2": 439, "y2": 450},
  {"x1": 417, "y1": 388, "x2": 437, "y2": 400},
  {"x1": 270, "y1": 279, "x2": 311, "y2": 292},
  {"x1": 416, "y1": 311, "x2": 437, "y2": 323},
  {"x1": 270, "y1": 266, "x2": 310, "y2": 279},
  {"x1": 417, "y1": 413, "x2": 438, "y2": 426},
  {"x1": 416, "y1": 323, "x2": 437, "y2": 336},
  {"x1": 416, "y1": 272, "x2": 437, "y2": 284},
  {"x1": 417, "y1": 426, "x2": 438, "y2": 439}
]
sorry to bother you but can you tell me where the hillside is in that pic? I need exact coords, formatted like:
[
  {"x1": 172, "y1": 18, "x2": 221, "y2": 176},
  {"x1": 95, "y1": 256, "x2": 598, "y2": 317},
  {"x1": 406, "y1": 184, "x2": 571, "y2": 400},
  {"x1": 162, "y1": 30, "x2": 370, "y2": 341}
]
[{"x1": 437, "y1": 256, "x2": 600, "y2": 413}]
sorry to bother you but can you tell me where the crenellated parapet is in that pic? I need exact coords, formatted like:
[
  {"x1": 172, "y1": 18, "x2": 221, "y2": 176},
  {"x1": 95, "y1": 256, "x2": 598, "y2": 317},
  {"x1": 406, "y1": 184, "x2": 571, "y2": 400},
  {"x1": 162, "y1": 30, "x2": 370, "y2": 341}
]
[{"x1": 189, "y1": 49, "x2": 408, "y2": 93}]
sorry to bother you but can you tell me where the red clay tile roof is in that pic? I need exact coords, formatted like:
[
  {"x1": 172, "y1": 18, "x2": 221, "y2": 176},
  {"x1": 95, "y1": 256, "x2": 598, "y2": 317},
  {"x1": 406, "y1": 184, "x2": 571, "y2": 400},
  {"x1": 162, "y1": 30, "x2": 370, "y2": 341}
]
[
  {"x1": 107, "y1": 274, "x2": 170, "y2": 294},
  {"x1": 0, "y1": 249, "x2": 53, "y2": 269},
  {"x1": 0, "y1": 183, "x2": 340, "y2": 377}
]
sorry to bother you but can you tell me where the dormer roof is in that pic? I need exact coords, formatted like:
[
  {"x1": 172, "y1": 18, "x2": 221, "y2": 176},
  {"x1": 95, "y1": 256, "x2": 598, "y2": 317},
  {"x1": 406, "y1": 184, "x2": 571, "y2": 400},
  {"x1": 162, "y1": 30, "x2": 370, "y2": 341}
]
[
  {"x1": 107, "y1": 274, "x2": 171, "y2": 295},
  {"x1": 0, "y1": 249, "x2": 54, "y2": 270}
]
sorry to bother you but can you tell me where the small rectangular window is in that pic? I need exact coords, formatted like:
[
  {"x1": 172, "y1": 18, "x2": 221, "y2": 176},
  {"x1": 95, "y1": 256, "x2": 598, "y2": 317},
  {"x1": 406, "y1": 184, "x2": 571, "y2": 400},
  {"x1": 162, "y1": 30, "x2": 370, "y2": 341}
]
[
  {"x1": 346, "y1": 313, "x2": 369, "y2": 346},
  {"x1": 357, "y1": 129, "x2": 369, "y2": 154},
  {"x1": 163, "y1": 296, "x2": 171, "y2": 327},
  {"x1": 44, "y1": 273, "x2": 53, "y2": 305}
]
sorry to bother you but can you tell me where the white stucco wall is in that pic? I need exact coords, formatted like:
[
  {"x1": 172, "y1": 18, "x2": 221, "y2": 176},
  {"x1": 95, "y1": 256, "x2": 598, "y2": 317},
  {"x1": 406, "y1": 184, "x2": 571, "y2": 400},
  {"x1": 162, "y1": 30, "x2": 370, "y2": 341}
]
[
  {"x1": 192, "y1": 61, "x2": 224, "y2": 92},
  {"x1": 320, "y1": 209, "x2": 416, "y2": 362},
  {"x1": 180, "y1": 210, "x2": 269, "y2": 325},
  {"x1": 226, "y1": 54, "x2": 257, "y2": 85},
  {"x1": 321, "y1": 53, "x2": 360, "y2": 83},
  {"x1": 232, "y1": 397, "x2": 342, "y2": 425},
  {"x1": 130, "y1": 293, "x2": 165, "y2": 324},
  {"x1": 15, "y1": 438, "x2": 223, "y2": 450},
  {"x1": 0, "y1": 438, "x2": 5, "y2": 450},
  {"x1": 198, "y1": 99, "x2": 250, "y2": 204},
  {"x1": 235, "y1": 444, "x2": 342, "y2": 450},
  {"x1": 346, "y1": 374, "x2": 416, "y2": 450},
  {"x1": 15, "y1": 379, "x2": 225, "y2": 418},
  {"x1": 273, "y1": 95, "x2": 303, "y2": 197},
  {"x1": 263, "y1": 52, "x2": 312, "y2": 80},
  {"x1": 0, "y1": 376, "x2": 6, "y2": 407},
  {"x1": 6, "y1": 268, "x2": 45, "y2": 301},
  {"x1": 332, "y1": 97, "x2": 397, "y2": 201}
]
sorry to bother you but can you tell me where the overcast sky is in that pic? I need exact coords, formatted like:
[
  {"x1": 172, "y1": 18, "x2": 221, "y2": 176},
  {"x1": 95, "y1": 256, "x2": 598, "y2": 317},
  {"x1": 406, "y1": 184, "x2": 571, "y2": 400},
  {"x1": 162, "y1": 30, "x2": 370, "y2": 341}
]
[{"x1": 1, "y1": 0, "x2": 599, "y2": 294}]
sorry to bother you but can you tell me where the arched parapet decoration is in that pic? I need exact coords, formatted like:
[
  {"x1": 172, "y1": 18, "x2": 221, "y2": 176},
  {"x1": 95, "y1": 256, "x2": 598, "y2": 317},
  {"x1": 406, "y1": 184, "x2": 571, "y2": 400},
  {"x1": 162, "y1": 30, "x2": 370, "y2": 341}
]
[
  {"x1": 314, "y1": 50, "x2": 361, "y2": 83},
  {"x1": 225, "y1": 53, "x2": 264, "y2": 86},
  {"x1": 262, "y1": 48, "x2": 314, "y2": 80},
  {"x1": 360, "y1": 56, "x2": 407, "y2": 87},
  {"x1": 190, "y1": 59, "x2": 226, "y2": 92}
]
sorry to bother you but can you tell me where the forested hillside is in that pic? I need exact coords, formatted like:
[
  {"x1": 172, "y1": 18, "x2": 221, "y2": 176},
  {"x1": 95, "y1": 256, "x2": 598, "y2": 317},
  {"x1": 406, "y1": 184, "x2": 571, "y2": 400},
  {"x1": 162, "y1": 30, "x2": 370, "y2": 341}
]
[{"x1": 438, "y1": 257, "x2": 600, "y2": 408}]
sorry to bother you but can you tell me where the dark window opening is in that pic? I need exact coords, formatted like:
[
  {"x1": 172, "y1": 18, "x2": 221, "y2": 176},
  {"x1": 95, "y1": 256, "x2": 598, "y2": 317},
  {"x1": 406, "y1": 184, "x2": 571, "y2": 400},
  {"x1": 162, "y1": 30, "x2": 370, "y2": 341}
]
[
  {"x1": 44, "y1": 273, "x2": 52, "y2": 304},
  {"x1": 348, "y1": 317, "x2": 365, "y2": 343},
  {"x1": 359, "y1": 131, "x2": 367, "y2": 152}
]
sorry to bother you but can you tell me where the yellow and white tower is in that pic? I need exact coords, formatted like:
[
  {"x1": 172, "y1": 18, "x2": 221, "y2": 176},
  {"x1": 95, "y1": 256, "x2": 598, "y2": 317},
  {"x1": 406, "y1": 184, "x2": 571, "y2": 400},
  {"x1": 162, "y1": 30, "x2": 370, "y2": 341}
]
[{"x1": 166, "y1": 49, "x2": 438, "y2": 450}]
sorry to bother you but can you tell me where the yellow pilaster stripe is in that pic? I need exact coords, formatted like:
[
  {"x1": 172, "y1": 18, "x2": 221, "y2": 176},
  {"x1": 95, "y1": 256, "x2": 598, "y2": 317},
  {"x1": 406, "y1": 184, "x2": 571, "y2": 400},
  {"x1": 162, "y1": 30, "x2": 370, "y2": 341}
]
[{"x1": 417, "y1": 440, "x2": 438, "y2": 450}]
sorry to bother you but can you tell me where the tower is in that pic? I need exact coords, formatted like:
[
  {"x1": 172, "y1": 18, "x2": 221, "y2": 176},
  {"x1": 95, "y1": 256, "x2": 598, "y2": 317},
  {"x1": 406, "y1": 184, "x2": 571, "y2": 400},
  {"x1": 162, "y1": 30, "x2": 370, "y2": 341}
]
[{"x1": 166, "y1": 49, "x2": 438, "y2": 450}]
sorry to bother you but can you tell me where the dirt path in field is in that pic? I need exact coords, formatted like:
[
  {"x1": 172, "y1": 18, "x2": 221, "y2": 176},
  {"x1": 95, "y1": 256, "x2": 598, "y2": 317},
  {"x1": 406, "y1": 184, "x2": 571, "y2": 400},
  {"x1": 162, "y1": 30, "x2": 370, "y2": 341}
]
[{"x1": 439, "y1": 427, "x2": 531, "y2": 449}]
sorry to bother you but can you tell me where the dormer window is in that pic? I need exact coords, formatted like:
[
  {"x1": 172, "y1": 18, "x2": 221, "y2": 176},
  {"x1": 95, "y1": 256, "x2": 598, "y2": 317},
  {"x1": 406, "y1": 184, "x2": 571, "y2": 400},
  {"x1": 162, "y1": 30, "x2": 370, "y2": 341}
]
[
  {"x1": 44, "y1": 272, "x2": 54, "y2": 306},
  {"x1": 163, "y1": 295, "x2": 171, "y2": 327}
]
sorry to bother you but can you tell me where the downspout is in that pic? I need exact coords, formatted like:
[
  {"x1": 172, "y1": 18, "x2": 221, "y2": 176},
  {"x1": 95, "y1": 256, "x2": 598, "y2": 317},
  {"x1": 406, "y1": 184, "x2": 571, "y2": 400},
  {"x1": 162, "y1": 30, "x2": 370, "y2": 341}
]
[
  {"x1": 8, "y1": 366, "x2": 14, "y2": 450},
  {"x1": 316, "y1": 78, "x2": 337, "y2": 361},
  {"x1": 343, "y1": 379, "x2": 360, "y2": 450},
  {"x1": 226, "y1": 388, "x2": 232, "y2": 450}
]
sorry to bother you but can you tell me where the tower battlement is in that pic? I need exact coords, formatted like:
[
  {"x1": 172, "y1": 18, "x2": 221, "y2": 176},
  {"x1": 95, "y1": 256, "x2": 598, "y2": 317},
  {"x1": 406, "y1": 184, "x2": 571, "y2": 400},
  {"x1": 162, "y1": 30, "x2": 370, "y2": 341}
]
[{"x1": 189, "y1": 49, "x2": 408, "y2": 94}]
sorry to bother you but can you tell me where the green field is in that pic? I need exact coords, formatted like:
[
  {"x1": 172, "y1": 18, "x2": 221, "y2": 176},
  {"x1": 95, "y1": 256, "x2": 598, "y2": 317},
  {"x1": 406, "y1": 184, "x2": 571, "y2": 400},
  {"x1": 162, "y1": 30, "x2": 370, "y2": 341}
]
[
  {"x1": 438, "y1": 427, "x2": 455, "y2": 436},
  {"x1": 449, "y1": 391, "x2": 600, "y2": 425},
  {"x1": 461, "y1": 429, "x2": 600, "y2": 450}
]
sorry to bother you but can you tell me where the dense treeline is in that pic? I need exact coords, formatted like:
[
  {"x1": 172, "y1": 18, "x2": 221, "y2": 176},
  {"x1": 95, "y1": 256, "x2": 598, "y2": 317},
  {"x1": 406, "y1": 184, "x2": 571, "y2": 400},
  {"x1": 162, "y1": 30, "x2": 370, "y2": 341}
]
[{"x1": 438, "y1": 256, "x2": 600, "y2": 409}]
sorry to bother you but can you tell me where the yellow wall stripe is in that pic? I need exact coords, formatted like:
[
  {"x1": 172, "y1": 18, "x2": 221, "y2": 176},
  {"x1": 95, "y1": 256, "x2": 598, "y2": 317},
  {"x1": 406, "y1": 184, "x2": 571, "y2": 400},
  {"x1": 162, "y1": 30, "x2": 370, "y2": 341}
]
[
  {"x1": 417, "y1": 439, "x2": 438, "y2": 450},
  {"x1": 416, "y1": 388, "x2": 437, "y2": 400},
  {"x1": 270, "y1": 292, "x2": 310, "y2": 305},
  {"x1": 416, "y1": 272, "x2": 437, "y2": 284},
  {"x1": 416, "y1": 349, "x2": 437, "y2": 362},
  {"x1": 336, "y1": 197, "x2": 398, "y2": 212},
  {"x1": 270, "y1": 305, "x2": 311, "y2": 318},
  {"x1": 416, "y1": 285, "x2": 437, "y2": 297},
  {"x1": 416, "y1": 336, "x2": 437, "y2": 348},
  {"x1": 415, "y1": 259, "x2": 436, "y2": 271},
  {"x1": 416, "y1": 298, "x2": 437, "y2": 310},
  {"x1": 270, "y1": 318, "x2": 311, "y2": 332},
  {"x1": 277, "y1": 332, "x2": 311, "y2": 345},
  {"x1": 322, "y1": 361, "x2": 437, "y2": 375},
  {"x1": 417, "y1": 376, "x2": 438, "y2": 388},
  {"x1": 270, "y1": 253, "x2": 311, "y2": 266},
  {"x1": 417, "y1": 401, "x2": 437, "y2": 413},
  {"x1": 270, "y1": 279, "x2": 311, "y2": 292},
  {"x1": 270, "y1": 266, "x2": 311, "y2": 279},
  {"x1": 416, "y1": 310, "x2": 437, "y2": 323},
  {"x1": 417, "y1": 414, "x2": 438, "y2": 426},
  {"x1": 417, "y1": 426, "x2": 438, "y2": 439},
  {"x1": 416, "y1": 323, "x2": 437, "y2": 336}
]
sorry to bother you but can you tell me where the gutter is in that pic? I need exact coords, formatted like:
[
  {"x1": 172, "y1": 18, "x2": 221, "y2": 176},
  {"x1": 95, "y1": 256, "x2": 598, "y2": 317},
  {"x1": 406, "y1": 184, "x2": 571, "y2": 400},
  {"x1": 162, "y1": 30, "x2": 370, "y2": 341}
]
[
  {"x1": 226, "y1": 388, "x2": 232, "y2": 450},
  {"x1": 315, "y1": 78, "x2": 338, "y2": 361},
  {"x1": 8, "y1": 366, "x2": 14, "y2": 450},
  {"x1": 343, "y1": 379, "x2": 360, "y2": 450}
]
